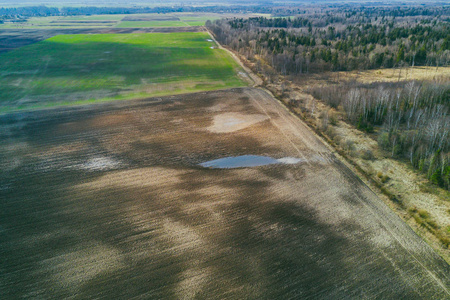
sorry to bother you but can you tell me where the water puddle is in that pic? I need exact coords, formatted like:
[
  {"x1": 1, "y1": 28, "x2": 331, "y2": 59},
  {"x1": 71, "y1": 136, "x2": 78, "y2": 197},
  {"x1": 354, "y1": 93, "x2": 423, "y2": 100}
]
[{"x1": 200, "y1": 155, "x2": 304, "y2": 169}]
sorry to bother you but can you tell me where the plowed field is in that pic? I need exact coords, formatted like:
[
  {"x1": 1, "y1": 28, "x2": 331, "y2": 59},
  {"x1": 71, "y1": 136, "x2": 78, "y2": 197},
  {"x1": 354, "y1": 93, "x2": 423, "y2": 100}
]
[{"x1": 1, "y1": 87, "x2": 448, "y2": 298}]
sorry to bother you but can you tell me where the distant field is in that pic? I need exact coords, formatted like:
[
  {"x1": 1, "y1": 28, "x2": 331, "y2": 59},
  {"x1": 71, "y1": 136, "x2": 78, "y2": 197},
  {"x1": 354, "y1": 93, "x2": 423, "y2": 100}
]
[
  {"x1": 115, "y1": 13, "x2": 226, "y2": 27},
  {"x1": 0, "y1": 13, "x2": 253, "y2": 29},
  {"x1": 64, "y1": 15, "x2": 127, "y2": 21},
  {"x1": 0, "y1": 15, "x2": 121, "y2": 29},
  {"x1": 116, "y1": 20, "x2": 186, "y2": 28},
  {"x1": 0, "y1": 13, "x2": 224, "y2": 29},
  {"x1": 0, "y1": 32, "x2": 248, "y2": 112}
]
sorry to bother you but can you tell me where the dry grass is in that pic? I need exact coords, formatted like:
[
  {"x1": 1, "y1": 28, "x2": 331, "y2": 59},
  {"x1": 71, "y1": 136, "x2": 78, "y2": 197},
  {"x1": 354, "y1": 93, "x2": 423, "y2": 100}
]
[{"x1": 321, "y1": 66, "x2": 450, "y2": 84}]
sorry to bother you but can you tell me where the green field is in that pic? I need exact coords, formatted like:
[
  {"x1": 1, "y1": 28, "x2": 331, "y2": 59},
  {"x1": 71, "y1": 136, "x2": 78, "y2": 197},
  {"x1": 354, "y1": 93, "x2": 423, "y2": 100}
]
[{"x1": 0, "y1": 32, "x2": 247, "y2": 112}]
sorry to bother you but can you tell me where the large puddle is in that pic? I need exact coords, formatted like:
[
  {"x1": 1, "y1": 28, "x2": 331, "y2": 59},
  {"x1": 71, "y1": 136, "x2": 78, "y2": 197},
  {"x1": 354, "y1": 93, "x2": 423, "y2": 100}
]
[{"x1": 200, "y1": 155, "x2": 303, "y2": 169}]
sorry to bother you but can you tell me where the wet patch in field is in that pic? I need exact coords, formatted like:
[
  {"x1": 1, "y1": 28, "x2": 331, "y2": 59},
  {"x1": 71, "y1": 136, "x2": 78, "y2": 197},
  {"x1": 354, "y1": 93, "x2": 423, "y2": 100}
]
[
  {"x1": 200, "y1": 155, "x2": 305, "y2": 168},
  {"x1": 207, "y1": 112, "x2": 268, "y2": 133}
]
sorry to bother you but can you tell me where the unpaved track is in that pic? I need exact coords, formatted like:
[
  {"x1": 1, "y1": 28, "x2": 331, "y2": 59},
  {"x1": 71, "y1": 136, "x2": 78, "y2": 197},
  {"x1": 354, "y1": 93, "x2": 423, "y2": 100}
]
[
  {"x1": 206, "y1": 28, "x2": 263, "y2": 87},
  {"x1": 1, "y1": 87, "x2": 449, "y2": 299}
]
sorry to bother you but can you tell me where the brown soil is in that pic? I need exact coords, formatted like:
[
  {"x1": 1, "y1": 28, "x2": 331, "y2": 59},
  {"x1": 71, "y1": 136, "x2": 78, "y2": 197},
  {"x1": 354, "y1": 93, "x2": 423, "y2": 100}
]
[{"x1": 1, "y1": 88, "x2": 449, "y2": 298}]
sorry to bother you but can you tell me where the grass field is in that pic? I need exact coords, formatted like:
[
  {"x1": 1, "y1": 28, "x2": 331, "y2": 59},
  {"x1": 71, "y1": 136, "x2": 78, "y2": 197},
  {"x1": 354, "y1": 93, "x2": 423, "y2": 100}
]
[{"x1": 0, "y1": 31, "x2": 247, "y2": 112}]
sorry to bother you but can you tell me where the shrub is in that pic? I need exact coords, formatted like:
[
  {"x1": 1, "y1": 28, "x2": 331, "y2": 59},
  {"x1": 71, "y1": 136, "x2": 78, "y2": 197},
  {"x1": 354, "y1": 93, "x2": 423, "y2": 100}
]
[
  {"x1": 329, "y1": 111, "x2": 338, "y2": 125},
  {"x1": 378, "y1": 132, "x2": 390, "y2": 150},
  {"x1": 325, "y1": 127, "x2": 336, "y2": 139},
  {"x1": 408, "y1": 206, "x2": 418, "y2": 213},
  {"x1": 356, "y1": 116, "x2": 374, "y2": 133},
  {"x1": 430, "y1": 169, "x2": 444, "y2": 187},
  {"x1": 361, "y1": 149, "x2": 374, "y2": 160},
  {"x1": 392, "y1": 144, "x2": 403, "y2": 157},
  {"x1": 318, "y1": 111, "x2": 327, "y2": 119},
  {"x1": 343, "y1": 139, "x2": 355, "y2": 152},
  {"x1": 333, "y1": 135, "x2": 342, "y2": 144},
  {"x1": 426, "y1": 220, "x2": 438, "y2": 229},
  {"x1": 436, "y1": 231, "x2": 450, "y2": 248},
  {"x1": 418, "y1": 209, "x2": 430, "y2": 219},
  {"x1": 413, "y1": 214, "x2": 424, "y2": 226}
]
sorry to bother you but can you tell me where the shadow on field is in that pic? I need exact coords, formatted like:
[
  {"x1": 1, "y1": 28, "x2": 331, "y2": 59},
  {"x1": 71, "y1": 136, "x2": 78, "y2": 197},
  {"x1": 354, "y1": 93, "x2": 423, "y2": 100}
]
[{"x1": 1, "y1": 162, "x2": 424, "y2": 299}]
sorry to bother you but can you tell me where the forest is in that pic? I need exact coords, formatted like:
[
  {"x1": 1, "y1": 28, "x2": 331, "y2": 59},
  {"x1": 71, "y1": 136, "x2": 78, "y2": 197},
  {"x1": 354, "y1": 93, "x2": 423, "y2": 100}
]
[
  {"x1": 208, "y1": 8, "x2": 450, "y2": 74},
  {"x1": 309, "y1": 80, "x2": 449, "y2": 189},
  {"x1": 207, "y1": 6, "x2": 450, "y2": 190}
]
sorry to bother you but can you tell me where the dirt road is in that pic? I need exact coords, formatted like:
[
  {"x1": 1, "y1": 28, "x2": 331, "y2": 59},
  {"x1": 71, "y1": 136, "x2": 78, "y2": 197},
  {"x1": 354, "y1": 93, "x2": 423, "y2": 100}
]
[{"x1": 206, "y1": 28, "x2": 263, "y2": 87}]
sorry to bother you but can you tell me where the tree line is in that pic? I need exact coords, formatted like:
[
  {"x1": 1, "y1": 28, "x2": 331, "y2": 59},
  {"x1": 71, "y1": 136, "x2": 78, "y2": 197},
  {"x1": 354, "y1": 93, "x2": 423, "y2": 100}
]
[
  {"x1": 207, "y1": 7, "x2": 450, "y2": 75},
  {"x1": 310, "y1": 79, "x2": 449, "y2": 190},
  {"x1": 0, "y1": 5, "x2": 274, "y2": 20}
]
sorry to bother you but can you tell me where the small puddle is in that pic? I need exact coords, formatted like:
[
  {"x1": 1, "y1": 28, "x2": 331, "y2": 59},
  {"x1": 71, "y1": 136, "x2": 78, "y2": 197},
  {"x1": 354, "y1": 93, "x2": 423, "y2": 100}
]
[{"x1": 200, "y1": 155, "x2": 303, "y2": 169}]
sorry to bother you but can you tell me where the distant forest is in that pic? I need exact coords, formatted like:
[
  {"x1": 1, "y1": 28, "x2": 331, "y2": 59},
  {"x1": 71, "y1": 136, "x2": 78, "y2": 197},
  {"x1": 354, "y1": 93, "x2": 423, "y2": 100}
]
[
  {"x1": 208, "y1": 7, "x2": 450, "y2": 74},
  {"x1": 0, "y1": 5, "x2": 270, "y2": 20}
]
